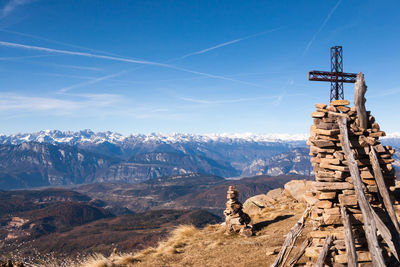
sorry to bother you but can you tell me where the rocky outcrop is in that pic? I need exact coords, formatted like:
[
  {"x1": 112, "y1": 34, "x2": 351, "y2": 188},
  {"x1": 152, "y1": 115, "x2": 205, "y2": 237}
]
[
  {"x1": 0, "y1": 142, "x2": 118, "y2": 189},
  {"x1": 241, "y1": 148, "x2": 312, "y2": 177},
  {"x1": 96, "y1": 152, "x2": 239, "y2": 183},
  {"x1": 283, "y1": 180, "x2": 313, "y2": 203}
]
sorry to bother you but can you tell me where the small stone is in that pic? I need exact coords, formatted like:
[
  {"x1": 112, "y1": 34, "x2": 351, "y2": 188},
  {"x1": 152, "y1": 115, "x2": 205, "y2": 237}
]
[
  {"x1": 319, "y1": 192, "x2": 336, "y2": 200},
  {"x1": 336, "y1": 105, "x2": 351, "y2": 112},
  {"x1": 312, "y1": 111, "x2": 326, "y2": 118},
  {"x1": 240, "y1": 227, "x2": 253, "y2": 237},
  {"x1": 305, "y1": 247, "x2": 321, "y2": 258},
  {"x1": 315, "y1": 103, "x2": 327, "y2": 109},
  {"x1": 339, "y1": 194, "x2": 358, "y2": 206},
  {"x1": 315, "y1": 200, "x2": 333, "y2": 209},
  {"x1": 266, "y1": 246, "x2": 280, "y2": 256},
  {"x1": 331, "y1": 99, "x2": 350, "y2": 106}
]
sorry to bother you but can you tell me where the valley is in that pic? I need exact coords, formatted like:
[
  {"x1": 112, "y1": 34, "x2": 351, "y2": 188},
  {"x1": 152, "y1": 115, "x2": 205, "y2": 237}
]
[{"x1": 0, "y1": 173, "x2": 310, "y2": 264}]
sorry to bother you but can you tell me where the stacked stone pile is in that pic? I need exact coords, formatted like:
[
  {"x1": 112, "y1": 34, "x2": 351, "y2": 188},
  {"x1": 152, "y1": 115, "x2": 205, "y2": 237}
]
[
  {"x1": 304, "y1": 99, "x2": 397, "y2": 266},
  {"x1": 223, "y1": 186, "x2": 253, "y2": 236}
]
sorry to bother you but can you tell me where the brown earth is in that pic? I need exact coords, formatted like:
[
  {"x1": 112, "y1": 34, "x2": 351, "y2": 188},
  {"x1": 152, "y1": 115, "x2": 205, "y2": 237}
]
[{"x1": 77, "y1": 188, "x2": 311, "y2": 267}]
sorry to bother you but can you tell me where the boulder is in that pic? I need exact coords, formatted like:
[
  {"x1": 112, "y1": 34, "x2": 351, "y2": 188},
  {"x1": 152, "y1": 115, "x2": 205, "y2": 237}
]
[
  {"x1": 266, "y1": 188, "x2": 283, "y2": 200},
  {"x1": 243, "y1": 194, "x2": 274, "y2": 215},
  {"x1": 284, "y1": 179, "x2": 312, "y2": 203}
]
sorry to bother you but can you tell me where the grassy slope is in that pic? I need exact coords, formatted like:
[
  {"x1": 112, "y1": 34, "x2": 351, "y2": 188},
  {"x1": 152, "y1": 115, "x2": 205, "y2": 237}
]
[{"x1": 78, "y1": 192, "x2": 311, "y2": 267}]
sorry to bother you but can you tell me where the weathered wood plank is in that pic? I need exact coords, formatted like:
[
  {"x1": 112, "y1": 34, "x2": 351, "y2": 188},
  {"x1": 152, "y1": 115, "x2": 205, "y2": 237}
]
[
  {"x1": 288, "y1": 237, "x2": 310, "y2": 267},
  {"x1": 354, "y1": 72, "x2": 367, "y2": 129},
  {"x1": 369, "y1": 146, "x2": 400, "y2": 234},
  {"x1": 371, "y1": 209, "x2": 400, "y2": 261},
  {"x1": 340, "y1": 205, "x2": 358, "y2": 267},
  {"x1": 270, "y1": 206, "x2": 311, "y2": 267},
  {"x1": 337, "y1": 116, "x2": 385, "y2": 267},
  {"x1": 315, "y1": 235, "x2": 333, "y2": 267}
]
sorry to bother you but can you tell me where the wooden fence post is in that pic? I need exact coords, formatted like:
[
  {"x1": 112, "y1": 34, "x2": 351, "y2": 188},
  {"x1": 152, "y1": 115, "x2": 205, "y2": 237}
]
[{"x1": 337, "y1": 116, "x2": 385, "y2": 266}]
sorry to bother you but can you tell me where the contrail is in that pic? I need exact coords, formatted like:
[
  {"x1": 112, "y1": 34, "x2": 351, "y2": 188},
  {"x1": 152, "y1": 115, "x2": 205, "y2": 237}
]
[
  {"x1": 174, "y1": 28, "x2": 281, "y2": 61},
  {"x1": 179, "y1": 95, "x2": 279, "y2": 105},
  {"x1": 171, "y1": 66, "x2": 266, "y2": 88},
  {"x1": 0, "y1": 41, "x2": 169, "y2": 67},
  {"x1": 0, "y1": 54, "x2": 52, "y2": 60},
  {"x1": 0, "y1": 28, "x2": 120, "y2": 56},
  {"x1": 61, "y1": 28, "x2": 280, "y2": 92},
  {"x1": 0, "y1": 40, "x2": 265, "y2": 88},
  {"x1": 58, "y1": 71, "x2": 130, "y2": 93},
  {"x1": 303, "y1": 0, "x2": 343, "y2": 55}
]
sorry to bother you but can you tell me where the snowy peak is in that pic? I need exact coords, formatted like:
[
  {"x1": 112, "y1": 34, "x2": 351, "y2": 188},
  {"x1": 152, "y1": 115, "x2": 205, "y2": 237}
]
[
  {"x1": 0, "y1": 130, "x2": 125, "y2": 145},
  {"x1": 0, "y1": 130, "x2": 309, "y2": 145}
]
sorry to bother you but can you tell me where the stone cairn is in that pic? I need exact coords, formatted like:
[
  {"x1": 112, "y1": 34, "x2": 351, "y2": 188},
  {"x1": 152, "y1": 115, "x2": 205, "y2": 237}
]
[
  {"x1": 223, "y1": 186, "x2": 253, "y2": 236},
  {"x1": 271, "y1": 74, "x2": 400, "y2": 267},
  {"x1": 303, "y1": 98, "x2": 398, "y2": 266}
]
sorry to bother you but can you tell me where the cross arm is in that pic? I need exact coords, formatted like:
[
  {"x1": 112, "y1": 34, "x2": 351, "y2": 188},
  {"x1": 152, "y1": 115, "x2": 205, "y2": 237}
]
[{"x1": 309, "y1": 71, "x2": 357, "y2": 83}]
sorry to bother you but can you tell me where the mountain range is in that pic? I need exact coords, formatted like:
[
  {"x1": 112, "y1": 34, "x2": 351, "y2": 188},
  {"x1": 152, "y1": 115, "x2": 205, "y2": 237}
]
[{"x1": 0, "y1": 130, "x2": 398, "y2": 189}]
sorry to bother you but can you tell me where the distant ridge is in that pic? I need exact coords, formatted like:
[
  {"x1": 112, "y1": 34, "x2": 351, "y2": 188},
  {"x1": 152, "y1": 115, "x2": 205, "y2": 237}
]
[{"x1": 0, "y1": 130, "x2": 309, "y2": 145}]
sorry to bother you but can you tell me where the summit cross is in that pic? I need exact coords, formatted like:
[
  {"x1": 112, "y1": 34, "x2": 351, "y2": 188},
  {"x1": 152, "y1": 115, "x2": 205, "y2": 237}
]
[{"x1": 309, "y1": 46, "x2": 357, "y2": 102}]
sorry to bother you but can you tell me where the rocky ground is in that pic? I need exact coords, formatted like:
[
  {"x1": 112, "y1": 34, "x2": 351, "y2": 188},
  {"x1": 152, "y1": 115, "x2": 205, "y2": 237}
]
[
  {"x1": 6, "y1": 179, "x2": 400, "y2": 266},
  {"x1": 74, "y1": 179, "x2": 400, "y2": 267},
  {"x1": 73, "y1": 180, "x2": 314, "y2": 267}
]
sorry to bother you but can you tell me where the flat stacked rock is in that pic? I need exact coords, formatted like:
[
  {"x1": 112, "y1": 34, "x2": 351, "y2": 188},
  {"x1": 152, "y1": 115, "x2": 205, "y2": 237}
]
[
  {"x1": 224, "y1": 186, "x2": 253, "y2": 236},
  {"x1": 304, "y1": 100, "x2": 397, "y2": 266}
]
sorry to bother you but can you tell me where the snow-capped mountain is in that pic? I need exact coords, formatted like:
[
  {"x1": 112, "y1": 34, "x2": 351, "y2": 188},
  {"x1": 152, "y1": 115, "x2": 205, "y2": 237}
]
[
  {"x1": 0, "y1": 130, "x2": 397, "y2": 190},
  {"x1": 0, "y1": 130, "x2": 308, "y2": 146}
]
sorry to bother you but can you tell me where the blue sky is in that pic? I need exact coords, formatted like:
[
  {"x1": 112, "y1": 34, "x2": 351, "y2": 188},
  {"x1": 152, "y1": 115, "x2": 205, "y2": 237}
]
[{"x1": 0, "y1": 0, "x2": 399, "y2": 135}]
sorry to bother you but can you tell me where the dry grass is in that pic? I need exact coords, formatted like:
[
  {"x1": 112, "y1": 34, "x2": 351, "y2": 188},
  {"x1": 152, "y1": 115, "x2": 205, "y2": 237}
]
[{"x1": 78, "y1": 197, "x2": 310, "y2": 267}]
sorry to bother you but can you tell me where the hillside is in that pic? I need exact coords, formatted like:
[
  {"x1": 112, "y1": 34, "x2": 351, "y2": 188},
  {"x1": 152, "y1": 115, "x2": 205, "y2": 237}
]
[
  {"x1": 2, "y1": 209, "x2": 220, "y2": 264},
  {"x1": 0, "y1": 131, "x2": 398, "y2": 190},
  {"x1": 72, "y1": 179, "x2": 400, "y2": 267},
  {"x1": 0, "y1": 186, "x2": 222, "y2": 264},
  {"x1": 74, "y1": 181, "x2": 311, "y2": 267},
  {"x1": 0, "y1": 174, "x2": 315, "y2": 264},
  {"x1": 75, "y1": 174, "x2": 312, "y2": 215}
]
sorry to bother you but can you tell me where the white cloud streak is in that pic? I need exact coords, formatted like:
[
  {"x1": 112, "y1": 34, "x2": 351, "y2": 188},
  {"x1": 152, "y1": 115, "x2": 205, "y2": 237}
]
[
  {"x1": 0, "y1": 28, "x2": 120, "y2": 56},
  {"x1": 0, "y1": 92, "x2": 123, "y2": 113},
  {"x1": 303, "y1": 0, "x2": 343, "y2": 55},
  {"x1": 27, "y1": 61, "x2": 103, "y2": 71},
  {"x1": 0, "y1": 41, "x2": 169, "y2": 67},
  {"x1": 174, "y1": 28, "x2": 281, "y2": 61},
  {"x1": 0, "y1": 28, "x2": 280, "y2": 92},
  {"x1": 0, "y1": 54, "x2": 51, "y2": 60},
  {"x1": 0, "y1": 92, "x2": 177, "y2": 120},
  {"x1": 1, "y1": 0, "x2": 34, "y2": 18},
  {"x1": 178, "y1": 95, "x2": 280, "y2": 105},
  {"x1": 0, "y1": 40, "x2": 266, "y2": 88},
  {"x1": 58, "y1": 70, "x2": 130, "y2": 93}
]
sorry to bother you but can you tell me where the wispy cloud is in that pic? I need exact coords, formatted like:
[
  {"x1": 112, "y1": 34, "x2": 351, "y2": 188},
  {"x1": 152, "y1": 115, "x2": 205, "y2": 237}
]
[
  {"x1": 0, "y1": 40, "x2": 267, "y2": 88},
  {"x1": 0, "y1": 54, "x2": 51, "y2": 60},
  {"x1": 171, "y1": 66, "x2": 267, "y2": 88},
  {"x1": 369, "y1": 88, "x2": 400, "y2": 98},
  {"x1": 303, "y1": 0, "x2": 343, "y2": 55},
  {"x1": 1, "y1": 0, "x2": 34, "y2": 18},
  {"x1": 0, "y1": 93, "x2": 81, "y2": 112},
  {"x1": 0, "y1": 41, "x2": 169, "y2": 67},
  {"x1": 178, "y1": 95, "x2": 281, "y2": 105},
  {"x1": 58, "y1": 71, "x2": 129, "y2": 93},
  {"x1": 29, "y1": 61, "x2": 103, "y2": 71},
  {"x1": 0, "y1": 92, "x2": 123, "y2": 113},
  {"x1": 0, "y1": 92, "x2": 178, "y2": 120},
  {"x1": 173, "y1": 28, "x2": 281, "y2": 61},
  {"x1": 0, "y1": 28, "x2": 120, "y2": 56}
]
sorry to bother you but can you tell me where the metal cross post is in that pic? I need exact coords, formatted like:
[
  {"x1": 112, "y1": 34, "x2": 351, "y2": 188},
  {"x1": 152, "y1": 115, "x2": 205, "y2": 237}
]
[{"x1": 309, "y1": 46, "x2": 357, "y2": 102}]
